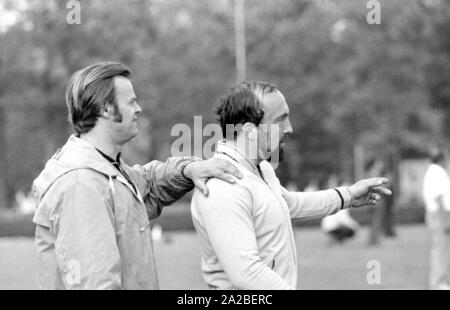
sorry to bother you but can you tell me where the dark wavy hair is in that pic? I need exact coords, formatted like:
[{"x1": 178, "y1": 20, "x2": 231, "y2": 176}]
[
  {"x1": 215, "y1": 81, "x2": 278, "y2": 139},
  {"x1": 65, "y1": 61, "x2": 132, "y2": 134}
]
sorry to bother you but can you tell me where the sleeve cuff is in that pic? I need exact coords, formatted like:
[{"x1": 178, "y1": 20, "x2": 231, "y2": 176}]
[
  {"x1": 335, "y1": 186, "x2": 353, "y2": 209},
  {"x1": 179, "y1": 157, "x2": 203, "y2": 182}
]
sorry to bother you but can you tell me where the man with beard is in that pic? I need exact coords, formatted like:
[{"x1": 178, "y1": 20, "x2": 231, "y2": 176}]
[{"x1": 191, "y1": 81, "x2": 392, "y2": 289}]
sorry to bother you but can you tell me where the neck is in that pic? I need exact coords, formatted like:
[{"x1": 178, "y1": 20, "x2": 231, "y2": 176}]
[
  {"x1": 226, "y1": 138, "x2": 262, "y2": 166},
  {"x1": 80, "y1": 128, "x2": 122, "y2": 159}
]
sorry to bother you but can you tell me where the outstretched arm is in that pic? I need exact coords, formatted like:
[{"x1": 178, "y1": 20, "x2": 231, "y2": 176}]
[
  {"x1": 282, "y1": 187, "x2": 352, "y2": 221},
  {"x1": 283, "y1": 178, "x2": 392, "y2": 221}
]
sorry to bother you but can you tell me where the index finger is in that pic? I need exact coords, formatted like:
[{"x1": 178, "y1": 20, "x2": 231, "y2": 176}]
[
  {"x1": 362, "y1": 177, "x2": 389, "y2": 188},
  {"x1": 215, "y1": 159, "x2": 243, "y2": 179},
  {"x1": 371, "y1": 186, "x2": 392, "y2": 196}
]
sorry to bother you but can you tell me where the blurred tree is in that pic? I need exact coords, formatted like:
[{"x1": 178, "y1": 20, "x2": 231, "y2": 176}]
[
  {"x1": 242, "y1": 0, "x2": 445, "y2": 187},
  {"x1": 0, "y1": 0, "x2": 449, "y2": 206},
  {"x1": 0, "y1": 61, "x2": 6, "y2": 207},
  {"x1": 422, "y1": 0, "x2": 450, "y2": 142}
]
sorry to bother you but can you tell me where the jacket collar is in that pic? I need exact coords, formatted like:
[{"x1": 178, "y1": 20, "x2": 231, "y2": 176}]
[
  {"x1": 215, "y1": 141, "x2": 283, "y2": 197},
  {"x1": 53, "y1": 135, "x2": 120, "y2": 177},
  {"x1": 216, "y1": 140, "x2": 261, "y2": 177},
  {"x1": 32, "y1": 135, "x2": 123, "y2": 205}
]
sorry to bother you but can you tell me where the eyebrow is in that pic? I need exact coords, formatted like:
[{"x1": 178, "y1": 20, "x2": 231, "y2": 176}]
[
  {"x1": 274, "y1": 112, "x2": 289, "y2": 122},
  {"x1": 128, "y1": 97, "x2": 138, "y2": 103}
]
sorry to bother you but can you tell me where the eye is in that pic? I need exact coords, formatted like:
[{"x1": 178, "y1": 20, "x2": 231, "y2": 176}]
[{"x1": 276, "y1": 114, "x2": 288, "y2": 122}]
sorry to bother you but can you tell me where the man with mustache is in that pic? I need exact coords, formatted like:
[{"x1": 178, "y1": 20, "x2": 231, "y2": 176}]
[
  {"x1": 32, "y1": 62, "x2": 241, "y2": 289},
  {"x1": 191, "y1": 81, "x2": 392, "y2": 289}
]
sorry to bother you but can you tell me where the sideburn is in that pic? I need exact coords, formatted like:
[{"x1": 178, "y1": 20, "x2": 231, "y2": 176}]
[{"x1": 110, "y1": 102, "x2": 123, "y2": 123}]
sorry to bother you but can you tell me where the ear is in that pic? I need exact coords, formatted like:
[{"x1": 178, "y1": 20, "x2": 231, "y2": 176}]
[
  {"x1": 101, "y1": 106, "x2": 110, "y2": 118},
  {"x1": 243, "y1": 122, "x2": 257, "y2": 141}
]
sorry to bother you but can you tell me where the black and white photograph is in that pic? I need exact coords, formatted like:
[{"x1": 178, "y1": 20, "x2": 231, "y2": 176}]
[{"x1": 0, "y1": 0, "x2": 449, "y2": 294}]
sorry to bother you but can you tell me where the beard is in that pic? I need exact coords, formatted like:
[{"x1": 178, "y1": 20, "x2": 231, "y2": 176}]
[
  {"x1": 109, "y1": 101, "x2": 123, "y2": 122},
  {"x1": 267, "y1": 142, "x2": 285, "y2": 164}
]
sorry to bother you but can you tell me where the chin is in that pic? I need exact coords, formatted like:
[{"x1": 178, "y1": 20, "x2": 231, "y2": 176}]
[
  {"x1": 267, "y1": 146, "x2": 285, "y2": 164},
  {"x1": 131, "y1": 127, "x2": 139, "y2": 136},
  {"x1": 130, "y1": 132, "x2": 138, "y2": 141},
  {"x1": 122, "y1": 131, "x2": 138, "y2": 144},
  {"x1": 279, "y1": 148, "x2": 285, "y2": 162}
]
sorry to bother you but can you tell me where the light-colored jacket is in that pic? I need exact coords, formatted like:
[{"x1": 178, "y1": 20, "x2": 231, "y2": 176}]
[
  {"x1": 33, "y1": 135, "x2": 194, "y2": 290},
  {"x1": 191, "y1": 141, "x2": 351, "y2": 289}
]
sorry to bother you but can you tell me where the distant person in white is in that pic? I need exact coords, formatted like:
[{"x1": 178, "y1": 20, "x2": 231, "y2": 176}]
[
  {"x1": 422, "y1": 149, "x2": 450, "y2": 290},
  {"x1": 191, "y1": 81, "x2": 392, "y2": 289},
  {"x1": 321, "y1": 209, "x2": 360, "y2": 243}
]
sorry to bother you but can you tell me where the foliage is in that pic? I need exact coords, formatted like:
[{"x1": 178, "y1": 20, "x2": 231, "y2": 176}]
[{"x1": 0, "y1": 0, "x2": 448, "y2": 206}]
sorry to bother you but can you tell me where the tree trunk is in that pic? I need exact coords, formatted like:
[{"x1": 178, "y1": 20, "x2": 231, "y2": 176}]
[
  {"x1": 0, "y1": 103, "x2": 8, "y2": 208},
  {"x1": 339, "y1": 143, "x2": 353, "y2": 183},
  {"x1": 353, "y1": 142, "x2": 365, "y2": 181}
]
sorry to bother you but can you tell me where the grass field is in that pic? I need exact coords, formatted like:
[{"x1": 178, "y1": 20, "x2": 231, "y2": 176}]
[{"x1": 0, "y1": 224, "x2": 430, "y2": 290}]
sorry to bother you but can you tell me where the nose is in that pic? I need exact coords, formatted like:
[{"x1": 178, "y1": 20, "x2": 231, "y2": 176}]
[
  {"x1": 284, "y1": 119, "x2": 293, "y2": 135},
  {"x1": 136, "y1": 102, "x2": 142, "y2": 115}
]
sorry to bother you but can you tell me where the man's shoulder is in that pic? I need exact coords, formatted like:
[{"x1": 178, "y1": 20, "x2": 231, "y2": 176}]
[
  {"x1": 59, "y1": 168, "x2": 108, "y2": 185},
  {"x1": 208, "y1": 176, "x2": 253, "y2": 194},
  {"x1": 191, "y1": 177, "x2": 253, "y2": 211},
  {"x1": 33, "y1": 168, "x2": 109, "y2": 228},
  {"x1": 42, "y1": 168, "x2": 109, "y2": 200}
]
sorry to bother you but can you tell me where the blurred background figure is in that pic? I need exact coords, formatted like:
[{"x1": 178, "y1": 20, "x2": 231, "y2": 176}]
[
  {"x1": 152, "y1": 223, "x2": 163, "y2": 242},
  {"x1": 303, "y1": 179, "x2": 319, "y2": 192},
  {"x1": 381, "y1": 165, "x2": 396, "y2": 238},
  {"x1": 365, "y1": 158, "x2": 388, "y2": 246},
  {"x1": 286, "y1": 181, "x2": 298, "y2": 192},
  {"x1": 422, "y1": 149, "x2": 450, "y2": 290},
  {"x1": 321, "y1": 209, "x2": 360, "y2": 245},
  {"x1": 14, "y1": 190, "x2": 35, "y2": 215},
  {"x1": 321, "y1": 175, "x2": 360, "y2": 244}
]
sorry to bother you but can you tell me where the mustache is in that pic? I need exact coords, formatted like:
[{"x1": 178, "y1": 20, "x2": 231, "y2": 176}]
[{"x1": 279, "y1": 135, "x2": 288, "y2": 143}]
